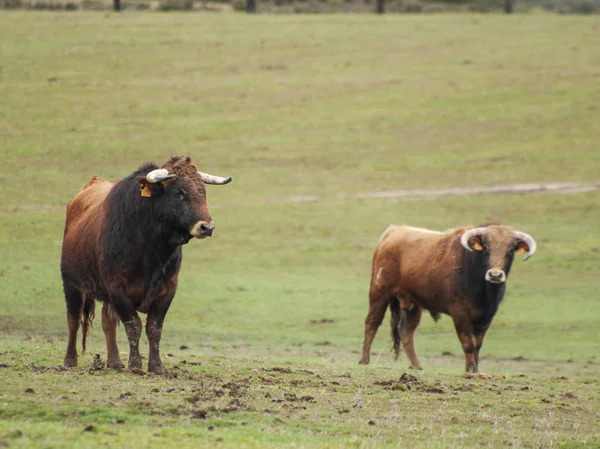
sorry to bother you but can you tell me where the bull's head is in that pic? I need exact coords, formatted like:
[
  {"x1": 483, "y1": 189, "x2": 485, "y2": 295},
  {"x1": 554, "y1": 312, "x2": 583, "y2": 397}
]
[
  {"x1": 460, "y1": 225, "x2": 537, "y2": 284},
  {"x1": 136, "y1": 156, "x2": 231, "y2": 242}
]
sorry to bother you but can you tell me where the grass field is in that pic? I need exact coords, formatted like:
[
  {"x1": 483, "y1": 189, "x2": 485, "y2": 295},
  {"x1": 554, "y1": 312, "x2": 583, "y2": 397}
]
[{"x1": 1, "y1": 11, "x2": 600, "y2": 449}]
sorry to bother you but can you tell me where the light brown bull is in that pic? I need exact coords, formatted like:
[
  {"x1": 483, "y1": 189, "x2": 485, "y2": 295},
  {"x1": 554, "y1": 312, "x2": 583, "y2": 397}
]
[{"x1": 359, "y1": 223, "x2": 536, "y2": 374}]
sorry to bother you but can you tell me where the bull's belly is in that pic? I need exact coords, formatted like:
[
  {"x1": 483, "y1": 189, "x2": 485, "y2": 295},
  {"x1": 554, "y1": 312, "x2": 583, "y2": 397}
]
[{"x1": 398, "y1": 291, "x2": 449, "y2": 316}]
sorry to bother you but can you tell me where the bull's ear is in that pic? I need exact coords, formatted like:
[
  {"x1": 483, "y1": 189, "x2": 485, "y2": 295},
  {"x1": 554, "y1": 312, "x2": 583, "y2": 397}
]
[
  {"x1": 469, "y1": 236, "x2": 484, "y2": 251},
  {"x1": 515, "y1": 240, "x2": 529, "y2": 255},
  {"x1": 136, "y1": 176, "x2": 153, "y2": 198}
]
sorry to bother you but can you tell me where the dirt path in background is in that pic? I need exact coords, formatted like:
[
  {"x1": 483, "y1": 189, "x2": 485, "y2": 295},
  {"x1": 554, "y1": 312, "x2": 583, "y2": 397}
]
[
  {"x1": 2, "y1": 181, "x2": 599, "y2": 214},
  {"x1": 267, "y1": 181, "x2": 600, "y2": 204}
]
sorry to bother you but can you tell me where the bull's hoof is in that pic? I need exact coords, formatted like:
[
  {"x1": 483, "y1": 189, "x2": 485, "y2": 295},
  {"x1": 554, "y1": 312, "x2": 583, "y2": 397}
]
[
  {"x1": 148, "y1": 364, "x2": 164, "y2": 375},
  {"x1": 358, "y1": 359, "x2": 370, "y2": 365},
  {"x1": 107, "y1": 359, "x2": 125, "y2": 370},
  {"x1": 128, "y1": 356, "x2": 143, "y2": 371},
  {"x1": 465, "y1": 372, "x2": 491, "y2": 380},
  {"x1": 409, "y1": 366, "x2": 423, "y2": 371},
  {"x1": 64, "y1": 358, "x2": 77, "y2": 368}
]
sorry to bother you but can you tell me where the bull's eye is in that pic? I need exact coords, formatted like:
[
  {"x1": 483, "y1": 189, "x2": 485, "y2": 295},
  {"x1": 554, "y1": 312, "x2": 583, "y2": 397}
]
[{"x1": 176, "y1": 188, "x2": 186, "y2": 200}]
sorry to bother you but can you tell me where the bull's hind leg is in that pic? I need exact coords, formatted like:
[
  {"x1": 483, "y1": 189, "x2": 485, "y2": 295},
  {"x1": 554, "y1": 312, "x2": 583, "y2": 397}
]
[
  {"x1": 399, "y1": 302, "x2": 423, "y2": 370},
  {"x1": 63, "y1": 282, "x2": 83, "y2": 367},
  {"x1": 102, "y1": 302, "x2": 124, "y2": 370},
  {"x1": 359, "y1": 289, "x2": 392, "y2": 365}
]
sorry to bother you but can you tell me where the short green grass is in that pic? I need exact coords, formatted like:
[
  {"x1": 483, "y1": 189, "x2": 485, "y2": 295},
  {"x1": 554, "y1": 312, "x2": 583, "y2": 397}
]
[{"x1": 1, "y1": 11, "x2": 599, "y2": 449}]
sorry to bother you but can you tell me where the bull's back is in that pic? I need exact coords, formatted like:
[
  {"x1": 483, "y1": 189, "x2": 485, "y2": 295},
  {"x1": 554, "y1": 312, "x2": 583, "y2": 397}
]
[
  {"x1": 372, "y1": 225, "x2": 459, "y2": 300},
  {"x1": 61, "y1": 177, "x2": 113, "y2": 285},
  {"x1": 64, "y1": 177, "x2": 112, "y2": 229}
]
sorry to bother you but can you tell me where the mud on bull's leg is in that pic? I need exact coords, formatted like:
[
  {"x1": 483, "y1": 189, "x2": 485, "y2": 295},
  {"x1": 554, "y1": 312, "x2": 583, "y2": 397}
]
[
  {"x1": 123, "y1": 316, "x2": 143, "y2": 370},
  {"x1": 145, "y1": 289, "x2": 175, "y2": 374},
  {"x1": 146, "y1": 321, "x2": 163, "y2": 374}
]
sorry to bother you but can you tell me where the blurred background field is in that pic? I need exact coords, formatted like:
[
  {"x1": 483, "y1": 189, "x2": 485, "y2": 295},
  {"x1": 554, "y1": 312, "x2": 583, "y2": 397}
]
[
  {"x1": 3, "y1": 0, "x2": 600, "y2": 15},
  {"x1": 0, "y1": 12, "x2": 599, "y2": 448}
]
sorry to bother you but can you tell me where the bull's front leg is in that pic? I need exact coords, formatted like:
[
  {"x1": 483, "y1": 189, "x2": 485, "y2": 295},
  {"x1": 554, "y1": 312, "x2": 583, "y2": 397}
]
[
  {"x1": 473, "y1": 324, "x2": 490, "y2": 373},
  {"x1": 110, "y1": 291, "x2": 143, "y2": 371},
  {"x1": 450, "y1": 311, "x2": 478, "y2": 373},
  {"x1": 123, "y1": 316, "x2": 143, "y2": 370},
  {"x1": 145, "y1": 287, "x2": 175, "y2": 374}
]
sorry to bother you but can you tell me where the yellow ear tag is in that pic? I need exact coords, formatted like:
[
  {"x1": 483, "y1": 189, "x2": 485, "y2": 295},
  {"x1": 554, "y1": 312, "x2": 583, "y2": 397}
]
[
  {"x1": 472, "y1": 241, "x2": 483, "y2": 251},
  {"x1": 140, "y1": 184, "x2": 152, "y2": 198},
  {"x1": 516, "y1": 247, "x2": 527, "y2": 255}
]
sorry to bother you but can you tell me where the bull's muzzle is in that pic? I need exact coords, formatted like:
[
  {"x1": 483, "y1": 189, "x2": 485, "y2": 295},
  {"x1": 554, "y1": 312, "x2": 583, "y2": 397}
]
[
  {"x1": 190, "y1": 221, "x2": 215, "y2": 239},
  {"x1": 485, "y1": 269, "x2": 506, "y2": 284}
]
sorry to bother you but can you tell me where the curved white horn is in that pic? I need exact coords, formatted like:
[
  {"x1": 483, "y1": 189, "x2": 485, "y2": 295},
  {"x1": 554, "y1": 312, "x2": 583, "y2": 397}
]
[
  {"x1": 197, "y1": 171, "x2": 232, "y2": 185},
  {"x1": 146, "y1": 168, "x2": 175, "y2": 183},
  {"x1": 513, "y1": 231, "x2": 537, "y2": 261},
  {"x1": 460, "y1": 227, "x2": 487, "y2": 252}
]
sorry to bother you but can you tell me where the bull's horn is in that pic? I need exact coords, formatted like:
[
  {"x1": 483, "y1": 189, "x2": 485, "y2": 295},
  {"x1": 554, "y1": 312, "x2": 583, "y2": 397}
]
[
  {"x1": 460, "y1": 227, "x2": 487, "y2": 252},
  {"x1": 513, "y1": 231, "x2": 537, "y2": 261},
  {"x1": 198, "y1": 171, "x2": 232, "y2": 185},
  {"x1": 146, "y1": 168, "x2": 175, "y2": 183}
]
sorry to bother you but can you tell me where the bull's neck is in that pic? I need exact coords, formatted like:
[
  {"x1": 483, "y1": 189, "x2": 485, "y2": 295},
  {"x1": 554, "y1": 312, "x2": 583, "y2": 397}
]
[
  {"x1": 102, "y1": 185, "x2": 186, "y2": 266},
  {"x1": 461, "y1": 249, "x2": 506, "y2": 327}
]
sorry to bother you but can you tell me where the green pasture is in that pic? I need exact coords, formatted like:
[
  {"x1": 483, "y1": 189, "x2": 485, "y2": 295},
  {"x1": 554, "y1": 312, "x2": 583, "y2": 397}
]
[{"x1": 1, "y1": 12, "x2": 599, "y2": 448}]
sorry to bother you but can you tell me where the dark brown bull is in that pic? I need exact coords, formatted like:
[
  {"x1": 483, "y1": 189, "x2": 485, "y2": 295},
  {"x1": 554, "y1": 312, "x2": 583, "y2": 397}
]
[
  {"x1": 60, "y1": 156, "x2": 231, "y2": 373},
  {"x1": 359, "y1": 223, "x2": 537, "y2": 374}
]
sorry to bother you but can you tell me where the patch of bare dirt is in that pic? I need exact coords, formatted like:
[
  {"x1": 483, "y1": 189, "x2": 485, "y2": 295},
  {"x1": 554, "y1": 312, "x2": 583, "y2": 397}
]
[
  {"x1": 257, "y1": 375, "x2": 283, "y2": 385},
  {"x1": 222, "y1": 377, "x2": 251, "y2": 397},
  {"x1": 464, "y1": 372, "x2": 506, "y2": 380},
  {"x1": 454, "y1": 384, "x2": 477, "y2": 392},
  {"x1": 374, "y1": 373, "x2": 445, "y2": 394},
  {"x1": 180, "y1": 360, "x2": 201, "y2": 366},
  {"x1": 26, "y1": 362, "x2": 69, "y2": 373},
  {"x1": 262, "y1": 367, "x2": 292, "y2": 374},
  {"x1": 282, "y1": 403, "x2": 306, "y2": 411},
  {"x1": 199, "y1": 398, "x2": 255, "y2": 415},
  {"x1": 561, "y1": 392, "x2": 578, "y2": 399},
  {"x1": 190, "y1": 410, "x2": 207, "y2": 419},
  {"x1": 309, "y1": 318, "x2": 335, "y2": 325},
  {"x1": 164, "y1": 365, "x2": 197, "y2": 381}
]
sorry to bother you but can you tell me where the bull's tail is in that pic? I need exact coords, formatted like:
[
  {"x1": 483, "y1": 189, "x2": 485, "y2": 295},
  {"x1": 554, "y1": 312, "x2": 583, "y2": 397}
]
[
  {"x1": 81, "y1": 293, "x2": 96, "y2": 356},
  {"x1": 389, "y1": 297, "x2": 402, "y2": 360}
]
